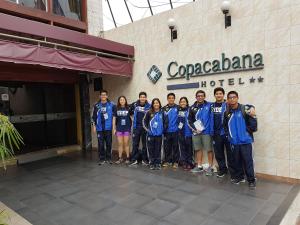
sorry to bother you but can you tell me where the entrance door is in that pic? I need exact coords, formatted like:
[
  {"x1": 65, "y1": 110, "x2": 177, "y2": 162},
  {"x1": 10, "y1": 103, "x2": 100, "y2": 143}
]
[{"x1": 0, "y1": 82, "x2": 77, "y2": 154}]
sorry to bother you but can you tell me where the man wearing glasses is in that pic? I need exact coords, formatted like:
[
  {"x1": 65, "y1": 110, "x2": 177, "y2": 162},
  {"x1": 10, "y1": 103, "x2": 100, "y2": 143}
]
[
  {"x1": 188, "y1": 90, "x2": 214, "y2": 176},
  {"x1": 223, "y1": 91, "x2": 257, "y2": 189}
]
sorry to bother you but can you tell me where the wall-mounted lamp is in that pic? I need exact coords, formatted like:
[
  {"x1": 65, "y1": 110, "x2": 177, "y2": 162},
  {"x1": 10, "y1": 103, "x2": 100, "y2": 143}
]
[
  {"x1": 221, "y1": 0, "x2": 231, "y2": 29},
  {"x1": 168, "y1": 18, "x2": 177, "y2": 42}
]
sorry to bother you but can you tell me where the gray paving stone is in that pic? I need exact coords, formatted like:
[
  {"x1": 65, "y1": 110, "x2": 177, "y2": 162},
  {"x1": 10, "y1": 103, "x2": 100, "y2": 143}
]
[
  {"x1": 201, "y1": 218, "x2": 233, "y2": 225},
  {"x1": 158, "y1": 189, "x2": 197, "y2": 205},
  {"x1": 227, "y1": 194, "x2": 266, "y2": 212},
  {"x1": 97, "y1": 204, "x2": 136, "y2": 223},
  {"x1": 98, "y1": 187, "x2": 133, "y2": 202},
  {"x1": 183, "y1": 196, "x2": 222, "y2": 215},
  {"x1": 120, "y1": 211, "x2": 158, "y2": 225},
  {"x1": 140, "y1": 199, "x2": 178, "y2": 218},
  {"x1": 212, "y1": 203, "x2": 257, "y2": 225},
  {"x1": 136, "y1": 184, "x2": 171, "y2": 198},
  {"x1": 175, "y1": 182, "x2": 206, "y2": 195},
  {"x1": 164, "y1": 208, "x2": 206, "y2": 225},
  {"x1": 21, "y1": 193, "x2": 55, "y2": 208},
  {"x1": 199, "y1": 188, "x2": 235, "y2": 202},
  {"x1": 119, "y1": 193, "x2": 154, "y2": 209},
  {"x1": 249, "y1": 213, "x2": 271, "y2": 225}
]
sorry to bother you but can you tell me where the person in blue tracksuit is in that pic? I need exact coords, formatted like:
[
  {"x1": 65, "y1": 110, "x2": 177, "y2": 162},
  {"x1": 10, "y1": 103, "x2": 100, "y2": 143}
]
[
  {"x1": 143, "y1": 98, "x2": 168, "y2": 170},
  {"x1": 188, "y1": 90, "x2": 214, "y2": 176},
  {"x1": 223, "y1": 91, "x2": 258, "y2": 189},
  {"x1": 178, "y1": 97, "x2": 193, "y2": 170},
  {"x1": 129, "y1": 92, "x2": 151, "y2": 166},
  {"x1": 162, "y1": 93, "x2": 180, "y2": 168},
  {"x1": 211, "y1": 87, "x2": 236, "y2": 178},
  {"x1": 92, "y1": 90, "x2": 116, "y2": 165}
]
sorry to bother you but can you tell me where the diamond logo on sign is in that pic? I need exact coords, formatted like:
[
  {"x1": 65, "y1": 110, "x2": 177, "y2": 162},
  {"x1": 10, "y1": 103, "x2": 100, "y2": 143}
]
[{"x1": 147, "y1": 65, "x2": 162, "y2": 84}]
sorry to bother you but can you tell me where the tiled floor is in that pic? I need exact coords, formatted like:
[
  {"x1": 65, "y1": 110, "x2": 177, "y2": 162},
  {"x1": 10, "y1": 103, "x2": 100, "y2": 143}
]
[{"x1": 0, "y1": 152, "x2": 298, "y2": 225}]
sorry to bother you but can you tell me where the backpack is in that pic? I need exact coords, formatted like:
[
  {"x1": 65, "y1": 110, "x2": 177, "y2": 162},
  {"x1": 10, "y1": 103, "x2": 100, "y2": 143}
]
[{"x1": 224, "y1": 104, "x2": 258, "y2": 134}]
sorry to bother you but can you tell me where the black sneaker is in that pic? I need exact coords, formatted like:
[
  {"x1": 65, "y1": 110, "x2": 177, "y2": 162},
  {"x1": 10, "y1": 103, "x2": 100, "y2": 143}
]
[
  {"x1": 150, "y1": 164, "x2": 155, "y2": 170},
  {"x1": 248, "y1": 181, "x2": 256, "y2": 189},
  {"x1": 156, "y1": 164, "x2": 161, "y2": 170},
  {"x1": 231, "y1": 178, "x2": 241, "y2": 185},
  {"x1": 216, "y1": 171, "x2": 226, "y2": 178},
  {"x1": 98, "y1": 160, "x2": 105, "y2": 165}
]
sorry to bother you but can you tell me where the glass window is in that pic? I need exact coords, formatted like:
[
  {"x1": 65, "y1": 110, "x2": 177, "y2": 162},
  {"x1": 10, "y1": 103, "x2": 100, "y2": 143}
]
[
  {"x1": 18, "y1": 0, "x2": 47, "y2": 11},
  {"x1": 52, "y1": 0, "x2": 82, "y2": 21}
]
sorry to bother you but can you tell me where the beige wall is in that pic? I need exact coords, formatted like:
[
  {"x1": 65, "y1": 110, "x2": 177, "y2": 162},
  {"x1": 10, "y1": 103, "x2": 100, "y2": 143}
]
[
  {"x1": 87, "y1": 0, "x2": 103, "y2": 36},
  {"x1": 90, "y1": 0, "x2": 300, "y2": 179}
]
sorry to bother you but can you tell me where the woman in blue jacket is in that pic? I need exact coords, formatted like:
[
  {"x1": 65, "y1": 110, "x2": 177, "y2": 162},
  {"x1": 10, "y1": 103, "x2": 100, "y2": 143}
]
[
  {"x1": 178, "y1": 97, "x2": 193, "y2": 170},
  {"x1": 143, "y1": 98, "x2": 168, "y2": 170}
]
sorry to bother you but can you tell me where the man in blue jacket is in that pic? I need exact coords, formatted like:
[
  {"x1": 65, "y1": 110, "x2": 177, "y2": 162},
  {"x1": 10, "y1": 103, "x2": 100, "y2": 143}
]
[
  {"x1": 162, "y1": 93, "x2": 180, "y2": 168},
  {"x1": 211, "y1": 87, "x2": 235, "y2": 178},
  {"x1": 92, "y1": 90, "x2": 116, "y2": 165},
  {"x1": 223, "y1": 91, "x2": 257, "y2": 189},
  {"x1": 129, "y1": 92, "x2": 151, "y2": 166},
  {"x1": 188, "y1": 90, "x2": 214, "y2": 176}
]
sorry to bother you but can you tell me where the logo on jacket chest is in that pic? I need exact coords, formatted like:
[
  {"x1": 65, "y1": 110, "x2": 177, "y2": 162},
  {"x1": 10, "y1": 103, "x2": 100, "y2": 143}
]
[{"x1": 117, "y1": 110, "x2": 128, "y2": 116}]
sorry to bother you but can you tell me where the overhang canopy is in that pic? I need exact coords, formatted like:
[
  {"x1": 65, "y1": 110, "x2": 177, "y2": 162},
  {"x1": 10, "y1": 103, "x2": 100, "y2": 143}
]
[{"x1": 0, "y1": 13, "x2": 134, "y2": 77}]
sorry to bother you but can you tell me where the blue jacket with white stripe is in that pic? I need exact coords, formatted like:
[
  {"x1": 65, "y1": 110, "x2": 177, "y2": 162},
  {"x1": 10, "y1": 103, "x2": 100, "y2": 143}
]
[
  {"x1": 130, "y1": 100, "x2": 151, "y2": 129},
  {"x1": 223, "y1": 104, "x2": 257, "y2": 145},
  {"x1": 162, "y1": 104, "x2": 179, "y2": 133},
  {"x1": 143, "y1": 110, "x2": 168, "y2": 136},
  {"x1": 92, "y1": 100, "x2": 116, "y2": 131},
  {"x1": 188, "y1": 101, "x2": 213, "y2": 135}
]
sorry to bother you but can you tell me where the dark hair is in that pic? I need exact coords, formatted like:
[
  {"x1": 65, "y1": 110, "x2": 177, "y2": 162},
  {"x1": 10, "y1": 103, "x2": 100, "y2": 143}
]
[
  {"x1": 139, "y1": 92, "x2": 147, "y2": 97},
  {"x1": 100, "y1": 90, "x2": 108, "y2": 95},
  {"x1": 195, "y1": 90, "x2": 206, "y2": 97},
  {"x1": 117, "y1": 96, "x2": 129, "y2": 109},
  {"x1": 150, "y1": 98, "x2": 162, "y2": 113},
  {"x1": 227, "y1": 91, "x2": 239, "y2": 98},
  {"x1": 214, "y1": 87, "x2": 225, "y2": 95},
  {"x1": 179, "y1": 97, "x2": 189, "y2": 107},
  {"x1": 167, "y1": 93, "x2": 175, "y2": 98}
]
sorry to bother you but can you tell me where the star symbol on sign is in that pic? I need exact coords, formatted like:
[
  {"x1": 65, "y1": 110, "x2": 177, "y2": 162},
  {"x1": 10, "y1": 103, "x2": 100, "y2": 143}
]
[
  {"x1": 250, "y1": 77, "x2": 256, "y2": 83},
  {"x1": 258, "y1": 76, "x2": 264, "y2": 82}
]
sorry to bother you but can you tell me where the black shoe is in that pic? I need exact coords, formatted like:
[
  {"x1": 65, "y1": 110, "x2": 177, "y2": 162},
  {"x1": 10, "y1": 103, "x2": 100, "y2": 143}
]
[
  {"x1": 248, "y1": 181, "x2": 256, "y2": 189},
  {"x1": 98, "y1": 160, "x2": 105, "y2": 165},
  {"x1": 156, "y1": 164, "x2": 161, "y2": 170},
  {"x1": 216, "y1": 171, "x2": 227, "y2": 178},
  {"x1": 150, "y1": 164, "x2": 155, "y2": 170},
  {"x1": 231, "y1": 178, "x2": 242, "y2": 185}
]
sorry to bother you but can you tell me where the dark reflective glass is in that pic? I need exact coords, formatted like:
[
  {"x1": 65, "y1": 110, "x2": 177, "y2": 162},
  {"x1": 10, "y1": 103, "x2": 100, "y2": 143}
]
[
  {"x1": 52, "y1": 0, "x2": 82, "y2": 21},
  {"x1": 19, "y1": 0, "x2": 47, "y2": 11}
]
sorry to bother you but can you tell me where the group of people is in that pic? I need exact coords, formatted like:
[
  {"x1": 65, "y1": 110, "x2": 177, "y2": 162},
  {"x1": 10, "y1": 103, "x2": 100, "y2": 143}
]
[{"x1": 92, "y1": 87, "x2": 258, "y2": 188}]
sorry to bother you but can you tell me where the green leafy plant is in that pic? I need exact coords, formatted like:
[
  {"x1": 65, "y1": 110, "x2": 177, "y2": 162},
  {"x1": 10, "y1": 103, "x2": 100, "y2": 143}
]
[
  {"x1": 0, "y1": 209, "x2": 9, "y2": 225},
  {"x1": 0, "y1": 114, "x2": 23, "y2": 170}
]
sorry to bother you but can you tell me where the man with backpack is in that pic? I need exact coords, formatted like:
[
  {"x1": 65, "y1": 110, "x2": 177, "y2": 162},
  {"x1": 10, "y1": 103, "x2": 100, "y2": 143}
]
[{"x1": 223, "y1": 91, "x2": 258, "y2": 189}]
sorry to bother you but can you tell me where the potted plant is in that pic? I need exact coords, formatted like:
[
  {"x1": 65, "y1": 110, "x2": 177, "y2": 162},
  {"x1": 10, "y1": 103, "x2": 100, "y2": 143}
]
[
  {"x1": 0, "y1": 114, "x2": 23, "y2": 170},
  {"x1": 0, "y1": 209, "x2": 9, "y2": 225}
]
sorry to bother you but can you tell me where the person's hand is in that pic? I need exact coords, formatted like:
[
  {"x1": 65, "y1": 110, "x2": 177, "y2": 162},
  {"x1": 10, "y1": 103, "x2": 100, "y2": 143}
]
[{"x1": 249, "y1": 107, "x2": 256, "y2": 117}]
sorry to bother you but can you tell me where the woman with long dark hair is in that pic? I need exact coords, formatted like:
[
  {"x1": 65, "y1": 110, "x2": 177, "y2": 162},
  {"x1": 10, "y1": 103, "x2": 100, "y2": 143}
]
[
  {"x1": 113, "y1": 96, "x2": 132, "y2": 164},
  {"x1": 143, "y1": 98, "x2": 168, "y2": 170},
  {"x1": 178, "y1": 97, "x2": 194, "y2": 170}
]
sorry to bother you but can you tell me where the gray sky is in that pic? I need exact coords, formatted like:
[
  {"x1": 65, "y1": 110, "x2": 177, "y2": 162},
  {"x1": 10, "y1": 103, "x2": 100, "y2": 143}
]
[{"x1": 102, "y1": 0, "x2": 194, "y2": 31}]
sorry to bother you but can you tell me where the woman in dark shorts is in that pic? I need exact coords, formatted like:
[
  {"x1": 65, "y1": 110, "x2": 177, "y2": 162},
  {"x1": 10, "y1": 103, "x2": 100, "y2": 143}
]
[{"x1": 113, "y1": 96, "x2": 132, "y2": 164}]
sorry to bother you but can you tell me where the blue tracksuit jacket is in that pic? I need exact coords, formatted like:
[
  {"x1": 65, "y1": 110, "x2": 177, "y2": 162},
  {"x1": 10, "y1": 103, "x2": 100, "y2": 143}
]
[
  {"x1": 143, "y1": 110, "x2": 168, "y2": 136},
  {"x1": 92, "y1": 100, "x2": 116, "y2": 131},
  {"x1": 188, "y1": 101, "x2": 213, "y2": 135},
  {"x1": 162, "y1": 104, "x2": 179, "y2": 133},
  {"x1": 178, "y1": 107, "x2": 192, "y2": 137},
  {"x1": 130, "y1": 100, "x2": 151, "y2": 129},
  {"x1": 223, "y1": 104, "x2": 257, "y2": 145}
]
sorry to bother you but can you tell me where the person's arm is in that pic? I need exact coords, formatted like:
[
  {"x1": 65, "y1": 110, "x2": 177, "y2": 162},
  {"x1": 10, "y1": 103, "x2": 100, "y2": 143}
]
[
  {"x1": 187, "y1": 107, "x2": 199, "y2": 133},
  {"x1": 246, "y1": 114, "x2": 258, "y2": 133},
  {"x1": 91, "y1": 105, "x2": 98, "y2": 133}
]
